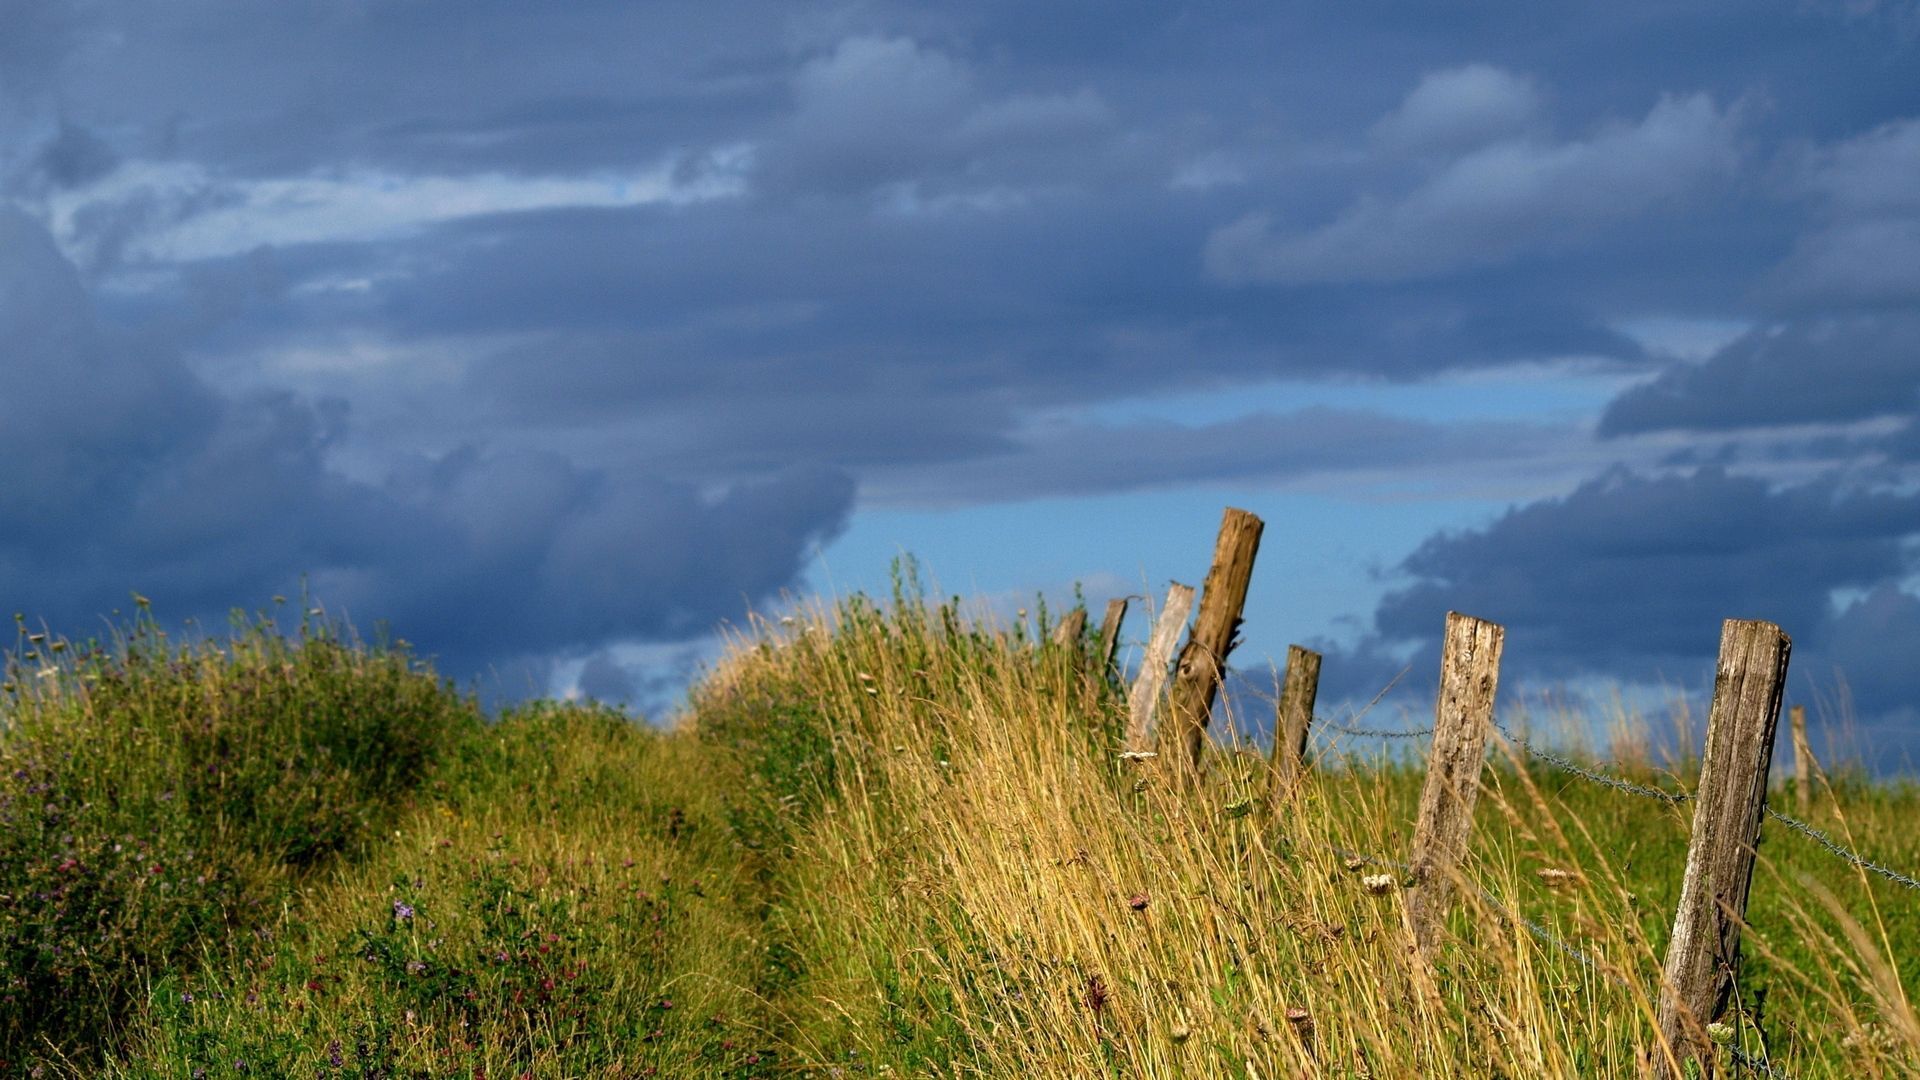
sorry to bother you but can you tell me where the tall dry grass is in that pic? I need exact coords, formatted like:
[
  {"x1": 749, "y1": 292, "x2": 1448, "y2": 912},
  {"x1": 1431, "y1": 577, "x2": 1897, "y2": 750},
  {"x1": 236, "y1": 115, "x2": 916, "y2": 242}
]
[{"x1": 694, "y1": 582, "x2": 1920, "y2": 1078}]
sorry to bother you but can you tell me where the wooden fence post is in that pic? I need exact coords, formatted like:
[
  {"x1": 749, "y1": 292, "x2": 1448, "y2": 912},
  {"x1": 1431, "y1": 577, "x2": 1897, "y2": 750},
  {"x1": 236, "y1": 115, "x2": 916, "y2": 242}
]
[
  {"x1": 1052, "y1": 606, "x2": 1087, "y2": 649},
  {"x1": 1406, "y1": 612, "x2": 1505, "y2": 952},
  {"x1": 1267, "y1": 645, "x2": 1322, "y2": 804},
  {"x1": 1656, "y1": 620, "x2": 1791, "y2": 1078},
  {"x1": 1165, "y1": 508, "x2": 1265, "y2": 772},
  {"x1": 1125, "y1": 583, "x2": 1195, "y2": 751},
  {"x1": 1096, "y1": 598, "x2": 1128, "y2": 680},
  {"x1": 1789, "y1": 703, "x2": 1814, "y2": 816}
]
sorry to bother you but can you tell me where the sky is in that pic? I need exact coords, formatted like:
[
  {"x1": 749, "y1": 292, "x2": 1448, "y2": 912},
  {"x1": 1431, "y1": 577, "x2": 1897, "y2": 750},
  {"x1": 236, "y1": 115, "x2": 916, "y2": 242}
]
[{"x1": 2, "y1": 1, "x2": 1919, "y2": 766}]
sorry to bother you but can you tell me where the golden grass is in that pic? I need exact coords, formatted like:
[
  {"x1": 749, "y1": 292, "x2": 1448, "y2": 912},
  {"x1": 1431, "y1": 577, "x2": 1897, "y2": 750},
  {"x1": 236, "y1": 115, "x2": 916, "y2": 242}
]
[{"x1": 698, "y1": 590, "x2": 1920, "y2": 1078}]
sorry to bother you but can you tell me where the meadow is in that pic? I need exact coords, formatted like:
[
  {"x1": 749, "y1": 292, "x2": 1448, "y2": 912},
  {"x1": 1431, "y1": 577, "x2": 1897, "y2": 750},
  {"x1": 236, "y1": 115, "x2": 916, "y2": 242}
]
[{"x1": 0, "y1": 583, "x2": 1915, "y2": 1077}]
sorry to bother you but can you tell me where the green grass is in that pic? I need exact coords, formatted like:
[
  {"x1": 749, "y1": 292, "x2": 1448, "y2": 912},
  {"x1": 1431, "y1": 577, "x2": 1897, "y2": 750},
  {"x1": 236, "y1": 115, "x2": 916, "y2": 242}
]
[{"x1": 2, "y1": 584, "x2": 1917, "y2": 1077}]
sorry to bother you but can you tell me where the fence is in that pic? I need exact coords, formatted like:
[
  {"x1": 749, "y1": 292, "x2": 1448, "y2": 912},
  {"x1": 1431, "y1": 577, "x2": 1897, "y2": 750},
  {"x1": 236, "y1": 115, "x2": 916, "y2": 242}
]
[{"x1": 1088, "y1": 505, "x2": 1918, "y2": 1080}]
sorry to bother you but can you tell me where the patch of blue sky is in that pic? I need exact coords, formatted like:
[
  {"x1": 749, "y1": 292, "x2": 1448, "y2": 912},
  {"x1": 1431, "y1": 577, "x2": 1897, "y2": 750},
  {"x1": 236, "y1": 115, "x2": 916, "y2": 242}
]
[{"x1": 816, "y1": 484, "x2": 1501, "y2": 666}]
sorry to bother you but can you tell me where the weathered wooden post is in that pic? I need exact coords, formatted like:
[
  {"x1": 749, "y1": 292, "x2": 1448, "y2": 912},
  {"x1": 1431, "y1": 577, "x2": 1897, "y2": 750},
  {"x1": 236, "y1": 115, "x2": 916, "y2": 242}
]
[
  {"x1": 1789, "y1": 704, "x2": 1814, "y2": 816},
  {"x1": 1267, "y1": 645, "x2": 1322, "y2": 804},
  {"x1": 1655, "y1": 619, "x2": 1791, "y2": 1079},
  {"x1": 1096, "y1": 598, "x2": 1128, "y2": 680},
  {"x1": 1406, "y1": 612, "x2": 1505, "y2": 952},
  {"x1": 1052, "y1": 606, "x2": 1088, "y2": 648},
  {"x1": 1124, "y1": 583, "x2": 1195, "y2": 751},
  {"x1": 1165, "y1": 508, "x2": 1265, "y2": 772}
]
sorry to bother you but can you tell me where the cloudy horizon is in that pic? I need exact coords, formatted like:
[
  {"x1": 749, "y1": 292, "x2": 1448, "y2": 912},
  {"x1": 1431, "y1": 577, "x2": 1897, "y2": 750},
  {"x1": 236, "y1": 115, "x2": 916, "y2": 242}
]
[{"x1": 3, "y1": 2, "x2": 1918, "y2": 766}]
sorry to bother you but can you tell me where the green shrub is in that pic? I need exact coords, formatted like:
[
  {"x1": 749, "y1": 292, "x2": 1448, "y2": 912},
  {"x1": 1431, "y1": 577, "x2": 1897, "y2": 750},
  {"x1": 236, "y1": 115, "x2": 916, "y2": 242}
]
[{"x1": 0, "y1": 611, "x2": 480, "y2": 1069}]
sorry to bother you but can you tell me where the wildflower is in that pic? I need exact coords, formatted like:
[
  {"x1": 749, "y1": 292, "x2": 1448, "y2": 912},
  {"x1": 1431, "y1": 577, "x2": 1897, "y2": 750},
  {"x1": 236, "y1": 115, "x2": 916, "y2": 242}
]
[
  {"x1": 1342, "y1": 857, "x2": 1366, "y2": 871},
  {"x1": 181, "y1": 991, "x2": 194, "y2": 1004},
  {"x1": 1361, "y1": 873, "x2": 1395, "y2": 895},
  {"x1": 393, "y1": 900, "x2": 415, "y2": 921},
  {"x1": 1083, "y1": 975, "x2": 1110, "y2": 1015},
  {"x1": 1707, "y1": 1022, "x2": 1734, "y2": 1045}
]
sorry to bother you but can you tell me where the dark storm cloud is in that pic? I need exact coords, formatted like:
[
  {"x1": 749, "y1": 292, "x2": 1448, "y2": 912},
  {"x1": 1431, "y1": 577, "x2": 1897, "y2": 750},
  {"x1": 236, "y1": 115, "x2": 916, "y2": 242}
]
[
  {"x1": 0, "y1": 209, "x2": 852, "y2": 678},
  {"x1": 1600, "y1": 315, "x2": 1920, "y2": 435},
  {"x1": 5, "y1": 0, "x2": 1920, "y2": 711},
  {"x1": 1330, "y1": 467, "x2": 1920, "y2": 761}
]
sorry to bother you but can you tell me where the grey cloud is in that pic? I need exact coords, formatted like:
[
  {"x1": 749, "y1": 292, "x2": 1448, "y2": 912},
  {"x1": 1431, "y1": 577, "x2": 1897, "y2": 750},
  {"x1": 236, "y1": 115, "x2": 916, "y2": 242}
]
[
  {"x1": 860, "y1": 408, "x2": 1570, "y2": 508},
  {"x1": 1770, "y1": 118, "x2": 1920, "y2": 308},
  {"x1": 1206, "y1": 92, "x2": 1744, "y2": 284},
  {"x1": 28, "y1": 120, "x2": 118, "y2": 190},
  {"x1": 1599, "y1": 314, "x2": 1920, "y2": 435},
  {"x1": 575, "y1": 651, "x2": 636, "y2": 705}
]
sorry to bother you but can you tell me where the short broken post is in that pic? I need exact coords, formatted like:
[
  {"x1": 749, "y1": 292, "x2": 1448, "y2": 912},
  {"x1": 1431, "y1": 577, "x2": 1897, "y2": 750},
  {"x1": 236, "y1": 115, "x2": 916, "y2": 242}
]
[
  {"x1": 1789, "y1": 703, "x2": 1815, "y2": 816},
  {"x1": 1096, "y1": 598, "x2": 1128, "y2": 681},
  {"x1": 1165, "y1": 507, "x2": 1265, "y2": 773},
  {"x1": 1267, "y1": 645, "x2": 1322, "y2": 804},
  {"x1": 1124, "y1": 583, "x2": 1195, "y2": 752},
  {"x1": 1052, "y1": 606, "x2": 1087, "y2": 649},
  {"x1": 1655, "y1": 619, "x2": 1791, "y2": 1079},
  {"x1": 1406, "y1": 612, "x2": 1505, "y2": 953}
]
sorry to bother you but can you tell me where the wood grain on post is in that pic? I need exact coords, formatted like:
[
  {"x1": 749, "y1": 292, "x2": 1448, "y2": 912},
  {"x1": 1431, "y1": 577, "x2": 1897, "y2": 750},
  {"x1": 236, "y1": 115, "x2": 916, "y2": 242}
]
[
  {"x1": 1096, "y1": 598, "x2": 1128, "y2": 680},
  {"x1": 1267, "y1": 645, "x2": 1322, "y2": 804},
  {"x1": 1656, "y1": 619, "x2": 1791, "y2": 1079},
  {"x1": 1052, "y1": 607, "x2": 1087, "y2": 649},
  {"x1": 1165, "y1": 508, "x2": 1265, "y2": 771},
  {"x1": 1125, "y1": 583, "x2": 1196, "y2": 751},
  {"x1": 1790, "y1": 704, "x2": 1814, "y2": 816},
  {"x1": 1406, "y1": 612, "x2": 1505, "y2": 952}
]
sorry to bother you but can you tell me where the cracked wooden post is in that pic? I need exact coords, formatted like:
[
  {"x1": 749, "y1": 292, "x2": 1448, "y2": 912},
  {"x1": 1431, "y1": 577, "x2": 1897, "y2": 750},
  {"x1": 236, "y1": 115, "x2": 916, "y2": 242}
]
[
  {"x1": 1406, "y1": 612, "x2": 1505, "y2": 953},
  {"x1": 1096, "y1": 598, "x2": 1128, "y2": 681},
  {"x1": 1655, "y1": 619, "x2": 1791, "y2": 1079},
  {"x1": 1124, "y1": 583, "x2": 1194, "y2": 752},
  {"x1": 1267, "y1": 645, "x2": 1322, "y2": 805},
  {"x1": 1789, "y1": 704, "x2": 1815, "y2": 816},
  {"x1": 1051, "y1": 606, "x2": 1087, "y2": 649},
  {"x1": 1166, "y1": 507, "x2": 1265, "y2": 773}
]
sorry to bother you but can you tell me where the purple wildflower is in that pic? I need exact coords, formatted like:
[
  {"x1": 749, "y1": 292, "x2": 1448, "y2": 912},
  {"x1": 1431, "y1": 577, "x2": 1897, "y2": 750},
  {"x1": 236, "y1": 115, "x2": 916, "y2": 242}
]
[{"x1": 392, "y1": 900, "x2": 414, "y2": 921}]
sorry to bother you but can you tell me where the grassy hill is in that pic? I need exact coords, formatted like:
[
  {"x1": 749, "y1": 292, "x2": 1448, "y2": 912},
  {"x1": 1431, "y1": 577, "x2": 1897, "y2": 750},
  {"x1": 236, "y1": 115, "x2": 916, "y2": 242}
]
[{"x1": 1, "y1": 589, "x2": 1916, "y2": 1077}]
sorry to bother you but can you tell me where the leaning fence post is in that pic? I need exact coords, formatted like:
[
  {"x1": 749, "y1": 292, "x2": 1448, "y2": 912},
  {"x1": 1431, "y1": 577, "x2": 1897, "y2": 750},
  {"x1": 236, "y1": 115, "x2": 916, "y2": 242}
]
[
  {"x1": 1096, "y1": 598, "x2": 1128, "y2": 681},
  {"x1": 1406, "y1": 612, "x2": 1505, "y2": 952},
  {"x1": 1166, "y1": 507, "x2": 1265, "y2": 772},
  {"x1": 1789, "y1": 704, "x2": 1814, "y2": 816},
  {"x1": 1052, "y1": 606, "x2": 1087, "y2": 649},
  {"x1": 1655, "y1": 619, "x2": 1791, "y2": 1078},
  {"x1": 1125, "y1": 583, "x2": 1195, "y2": 751},
  {"x1": 1267, "y1": 645, "x2": 1322, "y2": 804}
]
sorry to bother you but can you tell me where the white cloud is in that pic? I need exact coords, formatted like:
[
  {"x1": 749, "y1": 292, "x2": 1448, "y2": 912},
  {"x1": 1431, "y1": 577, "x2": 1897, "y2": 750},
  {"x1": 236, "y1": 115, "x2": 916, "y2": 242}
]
[
  {"x1": 1370, "y1": 64, "x2": 1543, "y2": 155},
  {"x1": 1206, "y1": 93, "x2": 1742, "y2": 284},
  {"x1": 792, "y1": 36, "x2": 973, "y2": 143},
  {"x1": 46, "y1": 147, "x2": 752, "y2": 264}
]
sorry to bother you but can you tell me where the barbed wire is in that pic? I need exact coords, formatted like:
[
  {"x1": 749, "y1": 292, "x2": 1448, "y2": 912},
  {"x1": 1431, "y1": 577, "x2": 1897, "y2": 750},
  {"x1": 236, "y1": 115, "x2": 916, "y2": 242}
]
[
  {"x1": 1761, "y1": 806, "x2": 1920, "y2": 892},
  {"x1": 1318, "y1": 719, "x2": 1436, "y2": 739},
  {"x1": 1491, "y1": 722, "x2": 1694, "y2": 805}
]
